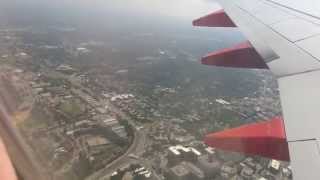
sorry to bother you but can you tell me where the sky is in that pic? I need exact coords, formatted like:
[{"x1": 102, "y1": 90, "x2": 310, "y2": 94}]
[
  {"x1": 0, "y1": 0, "x2": 244, "y2": 56},
  {"x1": 0, "y1": 0, "x2": 222, "y2": 24}
]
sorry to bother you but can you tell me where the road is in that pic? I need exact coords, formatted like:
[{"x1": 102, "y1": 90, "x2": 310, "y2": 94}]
[
  {"x1": 46, "y1": 69, "x2": 151, "y2": 180},
  {"x1": 86, "y1": 126, "x2": 149, "y2": 180}
]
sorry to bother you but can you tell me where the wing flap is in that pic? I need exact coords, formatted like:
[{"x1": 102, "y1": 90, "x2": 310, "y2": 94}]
[
  {"x1": 278, "y1": 70, "x2": 320, "y2": 141},
  {"x1": 268, "y1": 0, "x2": 320, "y2": 19},
  {"x1": 288, "y1": 140, "x2": 320, "y2": 180}
]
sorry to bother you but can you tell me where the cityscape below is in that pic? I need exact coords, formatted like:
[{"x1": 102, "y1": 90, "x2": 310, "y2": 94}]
[{"x1": 0, "y1": 0, "x2": 291, "y2": 180}]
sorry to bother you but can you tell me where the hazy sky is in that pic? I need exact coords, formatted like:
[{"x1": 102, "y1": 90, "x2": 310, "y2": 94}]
[
  {"x1": 0, "y1": 0, "x2": 222, "y2": 24},
  {"x1": 106, "y1": 0, "x2": 221, "y2": 19},
  {"x1": 0, "y1": 0, "x2": 244, "y2": 55}
]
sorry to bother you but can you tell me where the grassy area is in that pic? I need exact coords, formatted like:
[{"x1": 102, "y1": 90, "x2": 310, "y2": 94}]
[{"x1": 59, "y1": 99, "x2": 85, "y2": 117}]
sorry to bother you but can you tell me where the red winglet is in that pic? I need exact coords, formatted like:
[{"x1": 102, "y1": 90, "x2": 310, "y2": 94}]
[
  {"x1": 201, "y1": 41, "x2": 269, "y2": 69},
  {"x1": 193, "y1": 9, "x2": 236, "y2": 27},
  {"x1": 204, "y1": 117, "x2": 290, "y2": 161}
]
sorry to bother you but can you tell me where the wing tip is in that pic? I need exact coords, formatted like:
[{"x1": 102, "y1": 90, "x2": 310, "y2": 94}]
[
  {"x1": 204, "y1": 117, "x2": 290, "y2": 161},
  {"x1": 201, "y1": 41, "x2": 269, "y2": 69},
  {"x1": 193, "y1": 9, "x2": 236, "y2": 27}
]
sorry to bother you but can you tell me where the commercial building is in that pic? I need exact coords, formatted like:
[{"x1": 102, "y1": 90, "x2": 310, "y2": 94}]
[
  {"x1": 197, "y1": 154, "x2": 221, "y2": 178},
  {"x1": 268, "y1": 160, "x2": 280, "y2": 174},
  {"x1": 168, "y1": 145, "x2": 201, "y2": 165},
  {"x1": 167, "y1": 163, "x2": 191, "y2": 180},
  {"x1": 167, "y1": 161, "x2": 205, "y2": 180}
]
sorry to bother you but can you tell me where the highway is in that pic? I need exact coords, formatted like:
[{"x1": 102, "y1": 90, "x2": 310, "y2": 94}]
[
  {"x1": 86, "y1": 126, "x2": 148, "y2": 180},
  {"x1": 46, "y1": 69, "x2": 151, "y2": 180}
]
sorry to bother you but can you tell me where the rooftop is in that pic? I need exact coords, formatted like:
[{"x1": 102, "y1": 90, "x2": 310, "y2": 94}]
[
  {"x1": 86, "y1": 136, "x2": 110, "y2": 147},
  {"x1": 182, "y1": 162, "x2": 205, "y2": 178},
  {"x1": 168, "y1": 145, "x2": 201, "y2": 156},
  {"x1": 170, "y1": 164, "x2": 190, "y2": 176}
]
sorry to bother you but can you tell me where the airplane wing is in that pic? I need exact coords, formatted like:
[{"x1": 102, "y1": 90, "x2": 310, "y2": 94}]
[{"x1": 193, "y1": 0, "x2": 320, "y2": 179}]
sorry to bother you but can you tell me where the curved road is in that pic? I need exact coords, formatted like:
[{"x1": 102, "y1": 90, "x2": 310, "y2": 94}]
[
  {"x1": 48, "y1": 69, "x2": 149, "y2": 180},
  {"x1": 86, "y1": 127, "x2": 148, "y2": 180}
]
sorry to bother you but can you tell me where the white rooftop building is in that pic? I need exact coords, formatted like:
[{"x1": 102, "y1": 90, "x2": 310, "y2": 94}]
[
  {"x1": 215, "y1": 98, "x2": 231, "y2": 105},
  {"x1": 168, "y1": 145, "x2": 201, "y2": 156}
]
